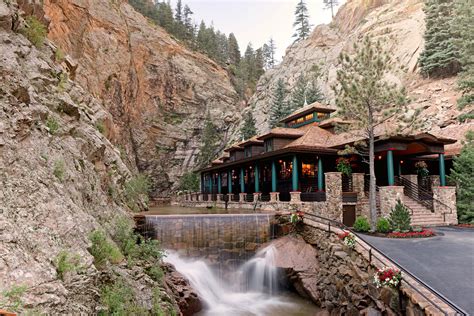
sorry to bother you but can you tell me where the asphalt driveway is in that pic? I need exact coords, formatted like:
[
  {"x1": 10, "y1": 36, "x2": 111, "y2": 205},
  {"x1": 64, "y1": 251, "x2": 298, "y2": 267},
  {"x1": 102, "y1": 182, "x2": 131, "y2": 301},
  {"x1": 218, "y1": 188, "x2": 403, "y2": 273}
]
[{"x1": 358, "y1": 227, "x2": 474, "y2": 314}]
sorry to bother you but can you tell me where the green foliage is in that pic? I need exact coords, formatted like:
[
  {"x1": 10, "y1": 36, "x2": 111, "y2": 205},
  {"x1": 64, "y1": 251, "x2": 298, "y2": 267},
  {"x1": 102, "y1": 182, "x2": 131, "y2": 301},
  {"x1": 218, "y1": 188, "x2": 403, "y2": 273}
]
[
  {"x1": 46, "y1": 117, "x2": 60, "y2": 135},
  {"x1": 419, "y1": 0, "x2": 460, "y2": 78},
  {"x1": 240, "y1": 111, "x2": 257, "y2": 140},
  {"x1": 262, "y1": 38, "x2": 276, "y2": 69},
  {"x1": 269, "y1": 79, "x2": 290, "y2": 128},
  {"x1": 55, "y1": 48, "x2": 65, "y2": 62},
  {"x1": 124, "y1": 174, "x2": 151, "y2": 210},
  {"x1": 293, "y1": 0, "x2": 312, "y2": 42},
  {"x1": 178, "y1": 171, "x2": 200, "y2": 191},
  {"x1": 21, "y1": 16, "x2": 47, "y2": 48},
  {"x1": 55, "y1": 250, "x2": 81, "y2": 280},
  {"x1": 53, "y1": 159, "x2": 65, "y2": 181},
  {"x1": 57, "y1": 72, "x2": 68, "y2": 91},
  {"x1": 147, "y1": 266, "x2": 164, "y2": 282},
  {"x1": 323, "y1": 0, "x2": 339, "y2": 18},
  {"x1": 95, "y1": 120, "x2": 106, "y2": 134},
  {"x1": 0, "y1": 285, "x2": 27, "y2": 312},
  {"x1": 388, "y1": 199, "x2": 412, "y2": 232},
  {"x1": 453, "y1": 0, "x2": 474, "y2": 109},
  {"x1": 336, "y1": 157, "x2": 352, "y2": 176},
  {"x1": 448, "y1": 131, "x2": 474, "y2": 223},
  {"x1": 290, "y1": 71, "x2": 324, "y2": 112},
  {"x1": 376, "y1": 218, "x2": 392, "y2": 233},
  {"x1": 353, "y1": 216, "x2": 371, "y2": 232},
  {"x1": 88, "y1": 230, "x2": 123, "y2": 268},
  {"x1": 197, "y1": 112, "x2": 219, "y2": 167},
  {"x1": 99, "y1": 278, "x2": 147, "y2": 316}
]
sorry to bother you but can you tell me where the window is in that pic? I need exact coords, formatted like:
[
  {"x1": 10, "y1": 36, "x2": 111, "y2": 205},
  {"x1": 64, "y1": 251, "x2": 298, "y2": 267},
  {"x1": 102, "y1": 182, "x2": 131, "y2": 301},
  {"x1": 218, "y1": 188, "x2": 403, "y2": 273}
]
[
  {"x1": 244, "y1": 147, "x2": 252, "y2": 158},
  {"x1": 264, "y1": 139, "x2": 273, "y2": 152},
  {"x1": 317, "y1": 112, "x2": 329, "y2": 120},
  {"x1": 305, "y1": 113, "x2": 314, "y2": 121},
  {"x1": 230, "y1": 152, "x2": 235, "y2": 161}
]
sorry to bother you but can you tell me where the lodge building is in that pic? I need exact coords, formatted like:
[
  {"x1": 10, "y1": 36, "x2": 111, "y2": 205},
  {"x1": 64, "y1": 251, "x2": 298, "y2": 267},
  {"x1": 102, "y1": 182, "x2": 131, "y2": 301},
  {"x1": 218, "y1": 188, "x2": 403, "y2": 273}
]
[{"x1": 183, "y1": 102, "x2": 459, "y2": 227}]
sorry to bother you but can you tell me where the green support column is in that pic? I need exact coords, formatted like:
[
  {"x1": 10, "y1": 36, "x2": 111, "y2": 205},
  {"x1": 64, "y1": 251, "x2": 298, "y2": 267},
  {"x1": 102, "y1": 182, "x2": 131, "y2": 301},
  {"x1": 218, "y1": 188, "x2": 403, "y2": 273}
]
[
  {"x1": 217, "y1": 172, "x2": 222, "y2": 194},
  {"x1": 240, "y1": 168, "x2": 245, "y2": 193},
  {"x1": 317, "y1": 157, "x2": 324, "y2": 191},
  {"x1": 271, "y1": 161, "x2": 277, "y2": 192},
  {"x1": 228, "y1": 170, "x2": 233, "y2": 194},
  {"x1": 387, "y1": 149, "x2": 395, "y2": 186},
  {"x1": 254, "y1": 165, "x2": 260, "y2": 193},
  {"x1": 439, "y1": 153, "x2": 446, "y2": 186},
  {"x1": 208, "y1": 174, "x2": 213, "y2": 193},
  {"x1": 292, "y1": 155, "x2": 299, "y2": 191}
]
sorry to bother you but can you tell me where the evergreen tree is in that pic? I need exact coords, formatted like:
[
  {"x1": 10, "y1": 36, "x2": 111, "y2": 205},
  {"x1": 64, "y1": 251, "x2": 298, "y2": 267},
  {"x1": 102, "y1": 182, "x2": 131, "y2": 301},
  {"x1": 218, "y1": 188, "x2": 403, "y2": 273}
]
[
  {"x1": 293, "y1": 0, "x2": 312, "y2": 42},
  {"x1": 227, "y1": 33, "x2": 241, "y2": 66},
  {"x1": 448, "y1": 131, "x2": 474, "y2": 224},
  {"x1": 173, "y1": 0, "x2": 184, "y2": 38},
  {"x1": 215, "y1": 31, "x2": 229, "y2": 65},
  {"x1": 290, "y1": 72, "x2": 324, "y2": 111},
  {"x1": 183, "y1": 5, "x2": 194, "y2": 39},
  {"x1": 323, "y1": 0, "x2": 339, "y2": 18},
  {"x1": 255, "y1": 48, "x2": 265, "y2": 79},
  {"x1": 453, "y1": 0, "x2": 474, "y2": 111},
  {"x1": 196, "y1": 20, "x2": 208, "y2": 53},
  {"x1": 388, "y1": 199, "x2": 412, "y2": 231},
  {"x1": 157, "y1": 1, "x2": 174, "y2": 33},
  {"x1": 419, "y1": 0, "x2": 460, "y2": 78},
  {"x1": 270, "y1": 79, "x2": 290, "y2": 128},
  {"x1": 240, "y1": 111, "x2": 257, "y2": 140},
  {"x1": 332, "y1": 36, "x2": 408, "y2": 230},
  {"x1": 197, "y1": 112, "x2": 219, "y2": 167},
  {"x1": 263, "y1": 38, "x2": 276, "y2": 69}
]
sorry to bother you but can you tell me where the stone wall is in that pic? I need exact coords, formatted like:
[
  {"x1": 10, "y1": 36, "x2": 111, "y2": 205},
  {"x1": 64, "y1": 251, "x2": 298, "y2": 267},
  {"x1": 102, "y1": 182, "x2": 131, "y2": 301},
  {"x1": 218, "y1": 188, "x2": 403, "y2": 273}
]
[
  {"x1": 325, "y1": 172, "x2": 343, "y2": 221},
  {"x1": 379, "y1": 186, "x2": 404, "y2": 217},
  {"x1": 432, "y1": 186, "x2": 458, "y2": 225},
  {"x1": 300, "y1": 219, "x2": 455, "y2": 315}
]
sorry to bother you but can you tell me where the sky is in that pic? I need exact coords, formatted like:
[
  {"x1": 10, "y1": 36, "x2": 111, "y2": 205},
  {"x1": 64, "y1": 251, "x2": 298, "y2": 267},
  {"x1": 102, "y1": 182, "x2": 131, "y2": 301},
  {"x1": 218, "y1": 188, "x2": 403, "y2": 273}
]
[{"x1": 170, "y1": 0, "x2": 345, "y2": 61}]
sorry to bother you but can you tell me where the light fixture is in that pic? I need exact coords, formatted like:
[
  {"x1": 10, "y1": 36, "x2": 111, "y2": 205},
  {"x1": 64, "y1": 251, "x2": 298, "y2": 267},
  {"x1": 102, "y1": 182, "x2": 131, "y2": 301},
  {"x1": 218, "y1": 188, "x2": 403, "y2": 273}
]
[{"x1": 400, "y1": 160, "x2": 404, "y2": 164}]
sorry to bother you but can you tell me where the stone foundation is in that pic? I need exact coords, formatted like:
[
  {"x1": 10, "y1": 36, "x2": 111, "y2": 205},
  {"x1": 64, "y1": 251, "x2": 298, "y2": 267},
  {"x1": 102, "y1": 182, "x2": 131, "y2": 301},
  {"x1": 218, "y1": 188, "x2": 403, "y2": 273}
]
[
  {"x1": 432, "y1": 186, "x2": 458, "y2": 225},
  {"x1": 379, "y1": 186, "x2": 404, "y2": 217}
]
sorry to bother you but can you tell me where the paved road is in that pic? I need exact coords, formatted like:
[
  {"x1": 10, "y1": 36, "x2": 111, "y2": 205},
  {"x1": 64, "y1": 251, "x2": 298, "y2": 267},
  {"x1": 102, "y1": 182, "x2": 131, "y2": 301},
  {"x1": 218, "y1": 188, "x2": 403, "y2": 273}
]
[{"x1": 358, "y1": 227, "x2": 474, "y2": 314}]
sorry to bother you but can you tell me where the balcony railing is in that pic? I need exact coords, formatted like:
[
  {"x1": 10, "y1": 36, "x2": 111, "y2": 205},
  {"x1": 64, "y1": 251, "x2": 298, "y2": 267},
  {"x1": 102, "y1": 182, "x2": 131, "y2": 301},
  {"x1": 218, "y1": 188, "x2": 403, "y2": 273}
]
[{"x1": 301, "y1": 191, "x2": 326, "y2": 202}]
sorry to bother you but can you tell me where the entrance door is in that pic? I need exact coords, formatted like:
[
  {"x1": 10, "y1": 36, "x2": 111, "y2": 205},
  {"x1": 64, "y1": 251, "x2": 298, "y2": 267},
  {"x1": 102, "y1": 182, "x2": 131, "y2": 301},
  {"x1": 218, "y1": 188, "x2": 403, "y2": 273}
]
[{"x1": 343, "y1": 205, "x2": 356, "y2": 227}]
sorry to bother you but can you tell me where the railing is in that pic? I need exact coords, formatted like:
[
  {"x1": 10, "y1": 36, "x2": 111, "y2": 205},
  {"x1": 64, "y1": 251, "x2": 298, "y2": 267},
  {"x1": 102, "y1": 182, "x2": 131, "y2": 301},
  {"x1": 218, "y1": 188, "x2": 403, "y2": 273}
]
[
  {"x1": 395, "y1": 176, "x2": 434, "y2": 211},
  {"x1": 260, "y1": 194, "x2": 271, "y2": 202},
  {"x1": 342, "y1": 174, "x2": 353, "y2": 192},
  {"x1": 301, "y1": 212, "x2": 467, "y2": 316},
  {"x1": 231, "y1": 193, "x2": 240, "y2": 202},
  {"x1": 211, "y1": 194, "x2": 217, "y2": 202},
  {"x1": 301, "y1": 191, "x2": 326, "y2": 202},
  {"x1": 245, "y1": 193, "x2": 254, "y2": 202},
  {"x1": 202, "y1": 193, "x2": 209, "y2": 202},
  {"x1": 279, "y1": 192, "x2": 291, "y2": 202},
  {"x1": 222, "y1": 194, "x2": 229, "y2": 202}
]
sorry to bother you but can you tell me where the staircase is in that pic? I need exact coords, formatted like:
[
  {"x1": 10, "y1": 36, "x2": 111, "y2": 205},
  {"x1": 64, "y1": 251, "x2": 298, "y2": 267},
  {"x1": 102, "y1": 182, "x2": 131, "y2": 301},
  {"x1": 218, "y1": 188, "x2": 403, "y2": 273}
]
[{"x1": 402, "y1": 196, "x2": 445, "y2": 227}]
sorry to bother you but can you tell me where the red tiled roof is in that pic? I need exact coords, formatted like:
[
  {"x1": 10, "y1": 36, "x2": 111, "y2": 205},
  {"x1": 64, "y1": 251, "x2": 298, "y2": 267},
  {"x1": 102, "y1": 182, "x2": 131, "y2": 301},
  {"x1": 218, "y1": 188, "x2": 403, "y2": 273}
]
[{"x1": 280, "y1": 101, "x2": 336, "y2": 123}]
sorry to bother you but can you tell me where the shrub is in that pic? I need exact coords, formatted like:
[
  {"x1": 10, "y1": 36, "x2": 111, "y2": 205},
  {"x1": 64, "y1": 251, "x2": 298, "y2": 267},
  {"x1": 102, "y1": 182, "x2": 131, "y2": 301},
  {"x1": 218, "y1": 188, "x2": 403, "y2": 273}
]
[
  {"x1": 376, "y1": 218, "x2": 392, "y2": 233},
  {"x1": 147, "y1": 266, "x2": 164, "y2": 282},
  {"x1": 55, "y1": 48, "x2": 65, "y2": 62},
  {"x1": 353, "y1": 216, "x2": 370, "y2": 232},
  {"x1": 99, "y1": 279, "x2": 147, "y2": 315},
  {"x1": 88, "y1": 230, "x2": 123, "y2": 268},
  {"x1": 389, "y1": 199, "x2": 412, "y2": 232},
  {"x1": 95, "y1": 120, "x2": 106, "y2": 134},
  {"x1": 388, "y1": 229, "x2": 435, "y2": 238},
  {"x1": 0, "y1": 285, "x2": 27, "y2": 312},
  {"x1": 46, "y1": 117, "x2": 60, "y2": 134},
  {"x1": 57, "y1": 72, "x2": 68, "y2": 91},
  {"x1": 53, "y1": 159, "x2": 65, "y2": 181},
  {"x1": 21, "y1": 16, "x2": 47, "y2": 47},
  {"x1": 178, "y1": 171, "x2": 199, "y2": 191},
  {"x1": 124, "y1": 174, "x2": 151, "y2": 210},
  {"x1": 55, "y1": 250, "x2": 81, "y2": 280},
  {"x1": 114, "y1": 217, "x2": 138, "y2": 258}
]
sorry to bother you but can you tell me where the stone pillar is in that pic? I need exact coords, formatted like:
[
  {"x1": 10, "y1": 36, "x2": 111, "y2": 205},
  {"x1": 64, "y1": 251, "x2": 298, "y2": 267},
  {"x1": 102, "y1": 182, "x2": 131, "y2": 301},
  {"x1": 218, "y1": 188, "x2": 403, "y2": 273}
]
[
  {"x1": 271, "y1": 161, "x2": 277, "y2": 193},
  {"x1": 430, "y1": 175, "x2": 440, "y2": 187},
  {"x1": 290, "y1": 191, "x2": 301, "y2": 203},
  {"x1": 402, "y1": 174, "x2": 418, "y2": 200},
  {"x1": 379, "y1": 186, "x2": 404, "y2": 217},
  {"x1": 216, "y1": 194, "x2": 223, "y2": 202},
  {"x1": 352, "y1": 173, "x2": 365, "y2": 199},
  {"x1": 239, "y1": 192, "x2": 246, "y2": 203},
  {"x1": 198, "y1": 193, "x2": 204, "y2": 202},
  {"x1": 387, "y1": 149, "x2": 395, "y2": 186},
  {"x1": 325, "y1": 172, "x2": 342, "y2": 221},
  {"x1": 292, "y1": 155, "x2": 299, "y2": 192},
  {"x1": 439, "y1": 153, "x2": 446, "y2": 186},
  {"x1": 270, "y1": 192, "x2": 279, "y2": 202},
  {"x1": 432, "y1": 186, "x2": 457, "y2": 225},
  {"x1": 317, "y1": 157, "x2": 324, "y2": 191},
  {"x1": 253, "y1": 192, "x2": 261, "y2": 202}
]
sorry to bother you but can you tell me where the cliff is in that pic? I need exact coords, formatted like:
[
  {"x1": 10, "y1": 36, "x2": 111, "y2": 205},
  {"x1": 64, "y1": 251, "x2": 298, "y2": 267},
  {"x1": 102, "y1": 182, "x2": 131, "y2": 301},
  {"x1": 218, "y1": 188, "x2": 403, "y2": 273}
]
[
  {"x1": 42, "y1": 0, "x2": 241, "y2": 197},
  {"x1": 0, "y1": 2, "x2": 197, "y2": 314},
  {"x1": 248, "y1": 0, "x2": 473, "y2": 146}
]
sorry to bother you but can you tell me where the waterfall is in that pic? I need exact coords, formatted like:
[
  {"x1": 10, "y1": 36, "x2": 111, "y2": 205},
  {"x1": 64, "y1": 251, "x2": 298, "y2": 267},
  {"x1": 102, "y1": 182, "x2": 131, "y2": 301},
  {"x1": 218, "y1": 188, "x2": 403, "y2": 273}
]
[{"x1": 238, "y1": 245, "x2": 279, "y2": 295}]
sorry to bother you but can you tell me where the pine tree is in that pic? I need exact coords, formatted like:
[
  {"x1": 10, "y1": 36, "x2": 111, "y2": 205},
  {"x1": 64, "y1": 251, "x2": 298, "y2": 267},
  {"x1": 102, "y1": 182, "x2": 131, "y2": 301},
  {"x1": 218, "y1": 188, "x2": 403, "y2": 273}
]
[
  {"x1": 240, "y1": 111, "x2": 257, "y2": 140},
  {"x1": 453, "y1": 0, "x2": 474, "y2": 111},
  {"x1": 196, "y1": 20, "x2": 208, "y2": 53},
  {"x1": 332, "y1": 36, "x2": 408, "y2": 230},
  {"x1": 419, "y1": 0, "x2": 460, "y2": 78},
  {"x1": 157, "y1": 1, "x2": 174, "y2": 33},
  {"x1": 227, "y1": 33, "x2": 241, "y2": 66},
  {"x1": 290, "y1": 72, "x2": 324, "y2": 111},
  {"x1": 270, "y1": 79, "x2": 290, "y2": 128},
  {"x1": 323, "y1": 0, "x2": 339, "y2": 18},
  {"x1": 215, "y1": 31, "x2": 229, "y2": 65},
  {"x1": 293, "y1": 0, "x2": 312, "y2": 42},
  {"x1": 183, "y1": 5, "x2": 195, "y2": 43},
  {"x1": 448, "y1": 131, "x2": 474, "y2": 224},
  {"x1": 388, "y1": 199, "x2": 412, "y2": 231},
  {"x1": 198, "y1": 112, "x2": 219, "y2": 167},
  {"x1": 263, "y1": 38, "x2": 276, "y2": 69},
  {"x1": 255, "y1": 48, "x2": 265, "y2": 79}
]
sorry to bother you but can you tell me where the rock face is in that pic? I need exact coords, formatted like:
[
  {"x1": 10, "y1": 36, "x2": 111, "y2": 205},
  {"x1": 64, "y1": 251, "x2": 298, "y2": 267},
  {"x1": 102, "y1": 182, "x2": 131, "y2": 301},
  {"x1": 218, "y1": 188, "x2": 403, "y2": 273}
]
[
  {"x1": 41, "y1": 0, "x2": 241, "y2": 197},
  {"x1": 0, "y1": 3, "x2": 194, "y2": 314},
  {"x1": 248, "y1": 0, "x2": 472, "y2": 144}
]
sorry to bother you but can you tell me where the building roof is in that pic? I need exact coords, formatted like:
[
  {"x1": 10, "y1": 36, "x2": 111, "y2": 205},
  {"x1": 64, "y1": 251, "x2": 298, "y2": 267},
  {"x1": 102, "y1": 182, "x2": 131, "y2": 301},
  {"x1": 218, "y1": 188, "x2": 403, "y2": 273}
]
[
  {"x1": 280, "y1": 101, "x2": 337, "y2": 123},
  {"x1": 284, "y1": 125, "x2": 335, "y2": 150},
  {"x1": 239, "y1": 136, "x2": 264, "y2": 147},
  {"x1": 256, "y1": 127, "x2": 306, "y2": 140},
  {"x1": 318, "y1": 117, "x2": 353, "y2": 129}
]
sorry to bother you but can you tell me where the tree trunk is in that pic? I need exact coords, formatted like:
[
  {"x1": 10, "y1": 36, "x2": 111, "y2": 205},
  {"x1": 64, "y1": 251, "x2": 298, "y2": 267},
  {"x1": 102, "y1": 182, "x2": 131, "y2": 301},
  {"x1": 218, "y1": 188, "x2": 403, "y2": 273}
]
[{"x1": 369, "y1": 127, "x2": 377, "y2": 231}]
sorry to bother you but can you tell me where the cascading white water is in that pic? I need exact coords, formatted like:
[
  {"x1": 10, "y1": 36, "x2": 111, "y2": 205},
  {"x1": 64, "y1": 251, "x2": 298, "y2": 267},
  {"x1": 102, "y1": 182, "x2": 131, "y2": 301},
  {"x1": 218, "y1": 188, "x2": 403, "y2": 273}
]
[{"x1": 165, "y1": 246, "x2": 317, "y2": 316}]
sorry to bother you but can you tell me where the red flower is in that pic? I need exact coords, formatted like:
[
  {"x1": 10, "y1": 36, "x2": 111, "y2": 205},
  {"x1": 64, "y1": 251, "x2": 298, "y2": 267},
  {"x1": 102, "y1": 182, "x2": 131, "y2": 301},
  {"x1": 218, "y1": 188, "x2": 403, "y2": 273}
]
[
  {"x1": 338, "y1": 231, "x2": 350, "y2": 240},
  {"x1": 387, "y1": 229, "x2": 435, "y2": 238}
]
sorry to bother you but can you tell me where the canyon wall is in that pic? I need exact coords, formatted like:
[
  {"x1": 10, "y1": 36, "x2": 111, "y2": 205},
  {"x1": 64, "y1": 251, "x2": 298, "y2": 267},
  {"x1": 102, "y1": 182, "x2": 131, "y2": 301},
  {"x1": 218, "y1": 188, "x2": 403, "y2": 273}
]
[{"x1": 42, "y1": 0, "x2": 242, "y2": 197}]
